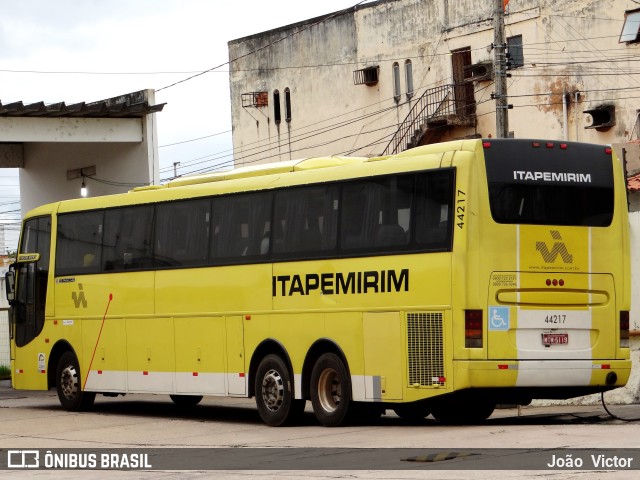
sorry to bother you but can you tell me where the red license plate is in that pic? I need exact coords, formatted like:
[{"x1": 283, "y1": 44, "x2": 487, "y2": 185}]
[{"x1": 542, "y1": 333, "x2": 568, "y2": 345}]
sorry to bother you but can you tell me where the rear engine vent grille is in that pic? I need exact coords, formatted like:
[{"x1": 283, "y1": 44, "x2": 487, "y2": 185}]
[{"x1": 407, "y1": 312, "x2": 444, "y2": 387}]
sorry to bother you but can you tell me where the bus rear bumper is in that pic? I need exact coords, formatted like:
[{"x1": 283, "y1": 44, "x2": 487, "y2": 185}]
[{"x1": 456, "y1": 359, "x2": 632, "y2": 390}]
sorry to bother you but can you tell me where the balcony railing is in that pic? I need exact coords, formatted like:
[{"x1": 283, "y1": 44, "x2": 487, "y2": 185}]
[{"x1": 383, "y1": 84, "x2": 457, "y2": 156}]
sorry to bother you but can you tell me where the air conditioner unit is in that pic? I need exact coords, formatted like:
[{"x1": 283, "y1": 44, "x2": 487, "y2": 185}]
[
  {"x1": 463, "y1": 61, "x2": 494, "y2": 83},
  {"x1": 584, "y1": 105, "x2": 615, "y2": 131},
  {"x1": 353, "y1": 66, "x2": 379, "y2": 86}
]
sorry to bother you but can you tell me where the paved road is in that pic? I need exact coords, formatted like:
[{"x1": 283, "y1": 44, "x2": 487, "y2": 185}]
[{"x1": 1, "y1": 381, "x2": 639, "y2": 479}]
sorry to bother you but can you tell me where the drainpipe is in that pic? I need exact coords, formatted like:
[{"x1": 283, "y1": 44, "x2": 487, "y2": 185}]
[
  {"x1": 562, "y1": 92, "x2": 568, "y2": 141},
  {"x1": 574, "y1": 91, "x2": 580, "y2": 141}
]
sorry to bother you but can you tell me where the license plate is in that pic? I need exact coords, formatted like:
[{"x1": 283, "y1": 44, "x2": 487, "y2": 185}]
[{"x1": 542, "y1": 333, "x2": 568, "y2": 345}]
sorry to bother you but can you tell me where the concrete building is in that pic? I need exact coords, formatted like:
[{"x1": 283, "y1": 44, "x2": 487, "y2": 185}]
[
  {"x1": 0, "y1": 256, "x2": 11, "y2": 370},
  {"x1": 0, "y1": 89, "x2": 164, "y2": 217},
  {"x1": 0, "y1": 89, "x2": 163, "y2": 371},
  {"x1": 228, "y1": 0, "x2": 640, "y2": 162}
]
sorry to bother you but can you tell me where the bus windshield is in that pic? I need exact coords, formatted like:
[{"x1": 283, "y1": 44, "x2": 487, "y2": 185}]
[{"x1": 484, "y1": 140, "x2": 614, "y2": 226}]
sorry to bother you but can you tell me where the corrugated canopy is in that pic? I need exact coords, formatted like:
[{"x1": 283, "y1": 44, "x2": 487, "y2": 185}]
[{"x1": 0, "y1": 90, "x2": 165, "y2": 118}]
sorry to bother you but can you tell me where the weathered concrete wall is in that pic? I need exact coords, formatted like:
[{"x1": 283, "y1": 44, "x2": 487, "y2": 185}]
[{"x1": 229, "y1": 0, "x2": 638, "y2": 161}]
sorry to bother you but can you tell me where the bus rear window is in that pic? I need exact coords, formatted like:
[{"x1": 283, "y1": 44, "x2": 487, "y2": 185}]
[
  {"x1": 488, "y1": 183, "x2": 613, "y2": 226},
  {"x1": 484, "y1": 140, "x2": 615, "y2": 227}
]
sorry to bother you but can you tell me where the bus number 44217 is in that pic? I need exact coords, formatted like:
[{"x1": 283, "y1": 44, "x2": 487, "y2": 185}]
[
  {"x1": 456, "y1": 190, "x2": 466, "y2": 229},
  {"x1": 544, "y1": 314, "x2": 566, "y2": 324}
]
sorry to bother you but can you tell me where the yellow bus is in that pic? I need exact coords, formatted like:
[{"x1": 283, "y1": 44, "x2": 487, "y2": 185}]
[{"x1": 5, "y1": 138, "x2": 631, "y2": 426}]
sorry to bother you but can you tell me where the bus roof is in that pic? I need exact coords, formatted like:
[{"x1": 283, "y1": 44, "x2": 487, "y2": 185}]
[
  {"x1": 29, "y1": 139, "x2": 481, "y2": 218},
  {"x1": 163, "y1": 156, "x2": 368, "y2": 188}
]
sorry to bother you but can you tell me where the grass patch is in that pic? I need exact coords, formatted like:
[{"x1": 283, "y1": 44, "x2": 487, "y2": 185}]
[{"x1": 0, "y1": 365, "x2": 10, "y2": 380}]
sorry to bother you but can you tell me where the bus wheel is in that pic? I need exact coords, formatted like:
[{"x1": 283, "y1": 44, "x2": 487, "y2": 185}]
[
  {"x1": 393, "y1": 402, "x2": 431, "y2": 421},
  {"x1": 170, "y1": 395, "x2": 203, "y2": 407},
  {"x1": 255, "y1": 354, "x2": 301, "y2": 426},
  {"x1": 311, "y1": 353, "x2": 351, "y2": 427},
  {"x1": 55, "y1": 351, "x2": 96, "y2": 411}
]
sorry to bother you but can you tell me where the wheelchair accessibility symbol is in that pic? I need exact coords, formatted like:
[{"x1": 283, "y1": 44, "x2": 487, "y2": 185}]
[{"x1": 489, "y1": 307, "x2": 510, "y2": 331}]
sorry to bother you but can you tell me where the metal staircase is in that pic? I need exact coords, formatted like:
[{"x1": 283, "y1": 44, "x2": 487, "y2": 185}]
[{"x1": 383, "y1": 84, "x2": 477, "y2": 156}]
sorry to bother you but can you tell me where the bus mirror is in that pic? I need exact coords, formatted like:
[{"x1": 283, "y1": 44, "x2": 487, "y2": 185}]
[
  {"x1": 17, "y1": 253, "x2": 40, "y2": 263},
  {"x1": 5, "y1": 270, "x2": 16, "y2": 304}
]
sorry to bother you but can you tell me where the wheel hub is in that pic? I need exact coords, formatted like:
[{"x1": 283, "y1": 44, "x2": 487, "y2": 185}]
[
  {"x1": 60, "y1": 364, "x2": 79, "y2": 400},
  {"x1": 262, "y1": 369, "x2": 284, "y2": 412},
  {"x1": 317, "y1": 368, "x2": 341, "y2": 413}
]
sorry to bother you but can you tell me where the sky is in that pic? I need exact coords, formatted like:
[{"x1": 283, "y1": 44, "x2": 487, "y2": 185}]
[{"x1": 0, "y1": 0, "x2": 367, "y2": 252}]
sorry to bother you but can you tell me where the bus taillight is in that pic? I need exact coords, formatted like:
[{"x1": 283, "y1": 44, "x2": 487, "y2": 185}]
[
  {"x1": 465, "y1": 310, "x2": 483, "y2": 348},
  {"x1": 620, "y1": 311, "x2": 630, "y2": 348}
]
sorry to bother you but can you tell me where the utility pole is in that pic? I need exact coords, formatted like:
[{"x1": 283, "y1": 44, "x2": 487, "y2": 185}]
[{"x1": 493, "y1": 0, "x2": 510, "y2": 138}]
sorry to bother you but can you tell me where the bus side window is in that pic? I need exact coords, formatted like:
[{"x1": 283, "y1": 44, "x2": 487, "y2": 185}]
[
  {"x1": 211, "y1": 192, "x2": 271, "y2": 263},
  {"x1": 375, "y1": 175, "x2": 411, "y2": 248},
  {"x1": 56, "y1": 211, "x2": 103, "y2": 276},
  {"x1": 155, "y1": 199, "x2": 210, "y2": 267},
  {"x1": 273, "y1": 185, "x2": 338, "y2": 256},
  {"x1": 414, "y1": 170, "x2": 454, "y2": 250},
  {"x1": 341, "y1": 182, "x2": 379, "y2": 250},
  {"x1": 102, "y1": 206, "x2": 153, "y2": 271},
  {"x1": 341, "y1": 177, "x2": 411, "y2": 251}
]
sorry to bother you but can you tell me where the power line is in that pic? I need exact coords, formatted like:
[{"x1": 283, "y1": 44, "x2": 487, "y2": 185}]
[
  {"x1": 159, "y1": 130, "x2": 232, "y2": 148},
  {"x1": 0, "y1": 68, "x2": 216, "y2": 76},
  {"x1": 168, "y1": 80, "x2": 640, "y2": 179},
  {"x1": 156, "y1": 0, "x2": 373, "y2": 93}
]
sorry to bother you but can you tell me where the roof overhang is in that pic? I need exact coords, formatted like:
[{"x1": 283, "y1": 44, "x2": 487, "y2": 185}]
[{"x1": 0, "y1": 89, "x2": 165, "y2": 118}]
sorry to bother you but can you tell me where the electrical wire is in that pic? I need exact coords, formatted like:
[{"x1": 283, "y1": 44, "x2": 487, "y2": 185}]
[
  {"x1": 156, "y1": 0, "x2": 374, "y2": 93},
  {"x1": 162, "y1": 78, "x2": 640, "y2": 179},
  {"x1": 159, "y1": 130, "x2": 232, "y2": 148},
  {"x1": 85, "y1": 176, "x2": 147, "y2": 188},
  {"x1": 601, "y1": 392, "x2": 640, "y2": 422}
]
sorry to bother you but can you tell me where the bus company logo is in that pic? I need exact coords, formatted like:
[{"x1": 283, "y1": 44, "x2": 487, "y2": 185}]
[
  {"x1": 71, "y1": 283, "x2": 88, "y2": 308},
  {"x1": 7, "y1": 450, "x2": 40, "y2": 468},
  {"x1": 535, "y1": 230, "x2": 573, "y2": 264},
  {"x1": 513, "y1": 170, "x2": 592, "y2": 183},
  {"x1": 272, "y1": 269, "x2": 409, "y2": 296}
]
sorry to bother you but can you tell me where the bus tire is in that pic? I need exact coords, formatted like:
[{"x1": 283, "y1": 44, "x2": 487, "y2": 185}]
[
  {"x1": 55, "y1": 351, "x2": 96, "y2": 412},
  {"x1": 170, "y1": 395, "x2": 203, "y2": 407},
  {"x1": 310, "y1": 353, "x2": 351, "y2": 427},
  {"x1": 255, "y1": 354, "x2": 301, "y2": 426}
]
